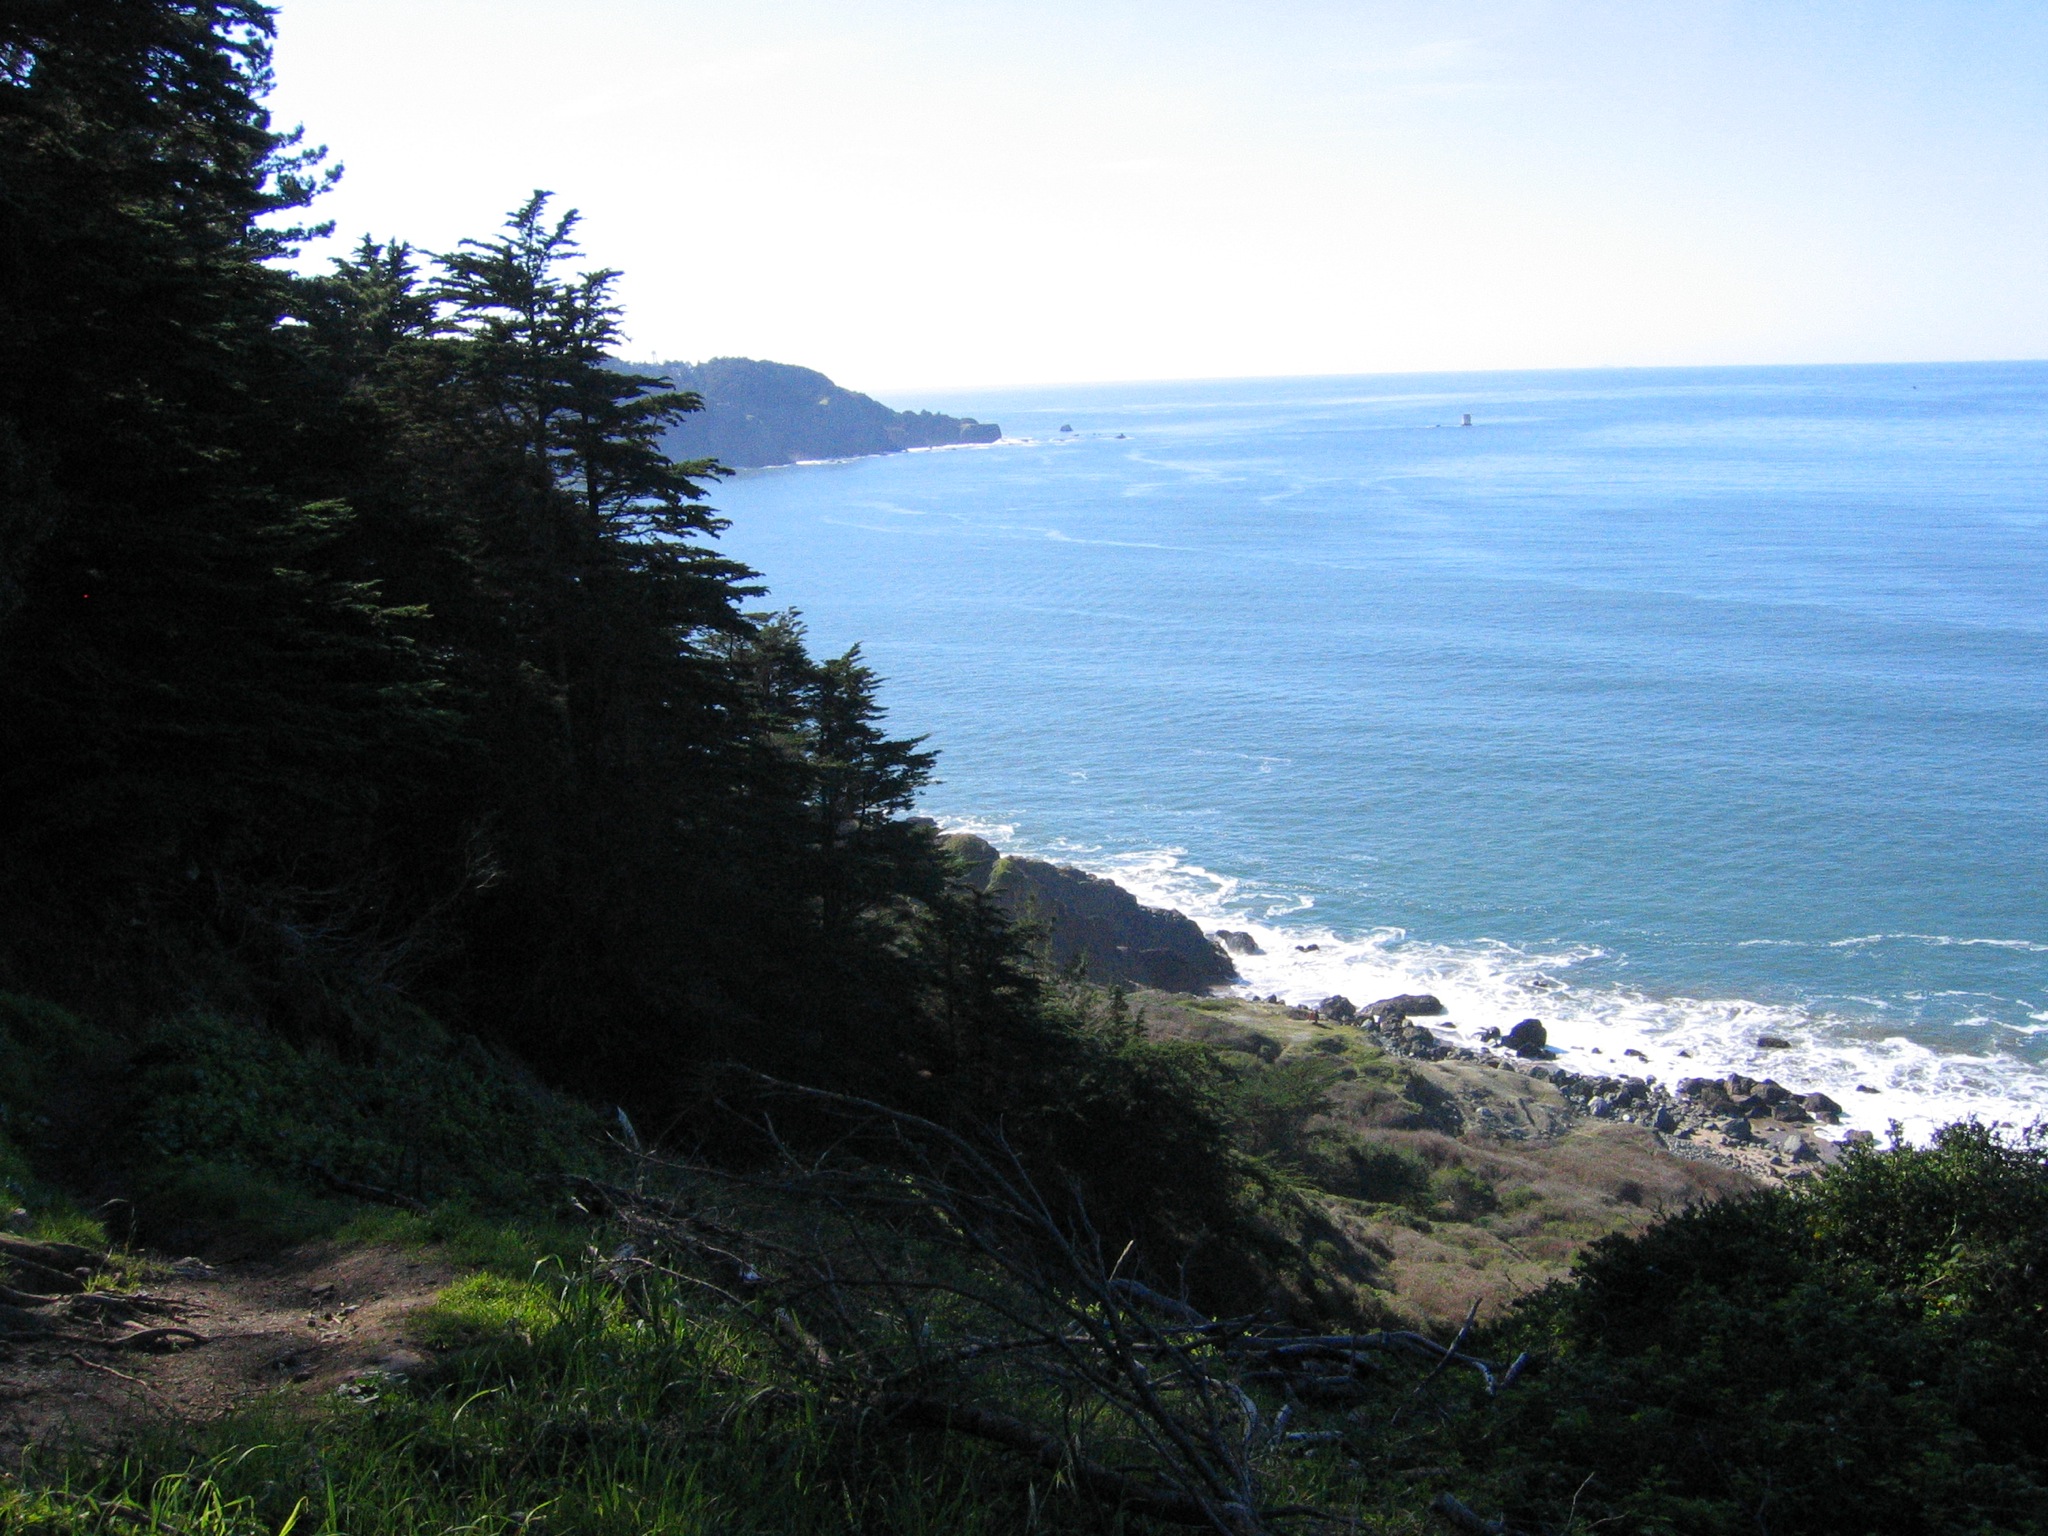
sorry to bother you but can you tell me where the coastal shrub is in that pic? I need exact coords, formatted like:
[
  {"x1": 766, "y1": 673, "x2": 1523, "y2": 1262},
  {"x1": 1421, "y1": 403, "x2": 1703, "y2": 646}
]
[
  {"x1": 0, "y1": 994, "x2": 125, "y2": 1221},
  {"x1": 1429, "y1": 1164, "x2": 1497, "y2": 1219},
  {"x1": 139, "y1": 1161, "x2": 352, "y2": 1252},
  {"x1": 1224, "y1": 1056, "x2": 1344, "y2": 1164},
  {"x1": 121, "y1": 1012, "x2": 605, "y2": 1230},
  {"x1": 1302, "y1": 1132, "x2": 1434, "y2": 1207},
  {"x1": 1441, "y1": 1126, "x2": 2048, "y2": 1535}
]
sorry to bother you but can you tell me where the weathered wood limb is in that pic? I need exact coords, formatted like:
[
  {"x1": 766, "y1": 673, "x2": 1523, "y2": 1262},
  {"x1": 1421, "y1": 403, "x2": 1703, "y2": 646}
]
[
  {"x1": 1430, "y1": 1492, "x2": 1510, "y2": 1534},
  {"x1": 113, "y1": 1326, "x2": 207, "y2": 1351},
  {"x1": 311, "y1": 1167, "x2": 429, "y2": 1216},
  {"x1": 878, "y1": 1392, "x2": 1231, "y2": 1529},
  {"x1": 0, "y1": 1234, "x2": 98, "y2": 1272}
]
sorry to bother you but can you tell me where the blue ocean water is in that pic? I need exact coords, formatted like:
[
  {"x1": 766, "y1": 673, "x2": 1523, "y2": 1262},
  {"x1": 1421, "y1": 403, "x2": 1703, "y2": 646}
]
[{"x1": 711, "y1": 363, "x2": 2048, "y2": 1138}]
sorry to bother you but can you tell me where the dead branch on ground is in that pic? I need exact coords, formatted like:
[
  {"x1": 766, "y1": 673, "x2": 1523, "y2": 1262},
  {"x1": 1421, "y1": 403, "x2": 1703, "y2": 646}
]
[{"x1": 574, "y1": 1071, "x2": 1533, "y2": 1534}]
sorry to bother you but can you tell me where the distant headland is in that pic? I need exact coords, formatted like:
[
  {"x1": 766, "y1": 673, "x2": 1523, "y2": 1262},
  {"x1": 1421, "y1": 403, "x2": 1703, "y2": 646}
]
[{"x1": 643, "y1": 357, "x2": 1000, "y2": 468}]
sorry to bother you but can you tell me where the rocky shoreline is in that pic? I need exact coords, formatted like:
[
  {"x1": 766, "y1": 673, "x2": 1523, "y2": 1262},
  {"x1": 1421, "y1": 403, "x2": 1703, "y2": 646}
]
[
  {"x1": 934, "y1": 830, "x2": 1874, "y2": 1185},
  {"x1": 1293, "y1": 988, "x2": 1865, "y2": 1183}
]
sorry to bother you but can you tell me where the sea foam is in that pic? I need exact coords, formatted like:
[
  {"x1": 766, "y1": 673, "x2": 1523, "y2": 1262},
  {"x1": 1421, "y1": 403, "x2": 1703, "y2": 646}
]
[{"x1": 942, "y1": 822, "x2": 2048, "y2": 1144}]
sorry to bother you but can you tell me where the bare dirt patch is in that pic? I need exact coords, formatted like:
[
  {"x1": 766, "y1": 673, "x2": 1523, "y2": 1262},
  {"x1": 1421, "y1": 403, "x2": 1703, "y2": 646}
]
[{"x1": 0, "y1": 1242, "x2": 454, "y2": 1462}]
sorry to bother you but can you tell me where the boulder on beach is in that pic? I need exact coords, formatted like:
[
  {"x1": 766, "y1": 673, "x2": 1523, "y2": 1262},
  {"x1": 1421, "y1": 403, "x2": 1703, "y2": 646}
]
[
  {"x1": 1318, "y1": 994, "x2": 1357, "y2": 1023},
  {"x1": 1802, "y1": 1092, "x2": 1843, "y2": 1123},
  {"x1": 1213, "y1": 929, "x2": 1264, "y2": 956},
  {"x1": 1504, "y1": 1018, "x2": 1548, "y2": 1058}
]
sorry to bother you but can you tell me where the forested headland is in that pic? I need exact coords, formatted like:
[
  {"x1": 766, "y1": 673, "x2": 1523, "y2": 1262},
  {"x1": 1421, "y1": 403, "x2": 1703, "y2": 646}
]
[
  {"x1": 649, "y1": 357, "x2": 1001, "y2": 468},
  {"x1": 0, "y1": 6, "x2": 2044, "y2": 1534}
]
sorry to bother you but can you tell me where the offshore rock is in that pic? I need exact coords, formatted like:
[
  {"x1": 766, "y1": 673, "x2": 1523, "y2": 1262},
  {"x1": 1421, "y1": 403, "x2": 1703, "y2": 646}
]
[
  {"x1": 1214, "y1": 929, "x2": 1264, "y2": 955},
  {"x1": 938, "y1": 833, "x2": 1238, "y2": 994}
]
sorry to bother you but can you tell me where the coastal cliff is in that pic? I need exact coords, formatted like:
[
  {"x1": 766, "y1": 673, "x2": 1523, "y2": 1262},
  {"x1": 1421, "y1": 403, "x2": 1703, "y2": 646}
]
[
  {"x1": 646, "y1": 357, "x2": 1000, "y2": 468},
  {"x1": 939, "y1": 832, "x2": 1238, "y2": 993}
]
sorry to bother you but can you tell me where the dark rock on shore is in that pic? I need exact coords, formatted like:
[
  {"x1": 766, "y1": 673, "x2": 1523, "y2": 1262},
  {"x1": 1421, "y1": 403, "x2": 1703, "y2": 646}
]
[
  {"x1": 937, "y1": 833, "x2": 1238, "y2": 994},
  {"x1": 1505, "y1": 1018, "x2": 1548, "y2": 1058},
  {"x1": 1214, "y1": 929, "x2": 1264, "y2": 955},
  {"x1": 1357, "y1": 993, "x2": 1446, "y2": 1028}
]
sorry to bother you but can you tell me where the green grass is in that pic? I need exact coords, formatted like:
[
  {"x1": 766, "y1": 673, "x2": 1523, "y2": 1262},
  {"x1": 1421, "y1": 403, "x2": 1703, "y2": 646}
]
[
  {"x1": 332, "y1": 1205, "x2": 592, "y2": 1279},
  {"x1": 17, "y1": 1251, "x2": 1080, "y2": 1536}
]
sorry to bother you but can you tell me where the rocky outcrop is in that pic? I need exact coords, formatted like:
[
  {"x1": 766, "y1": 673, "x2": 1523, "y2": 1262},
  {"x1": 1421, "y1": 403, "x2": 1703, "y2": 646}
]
[
  {"x1": 1214, "y1": 930, "x2": 1264, "y2": 956},
  {"x1": 1356, "y1": 993, "x2": 1447, "y2": 1029},
  {"x1": 646, "y1": 358, "x2": 1000, "y2": 468},
  {"x1": 937, "y1": 833, "x2": 1238, "y2": 994},
  {"x1": 1326, "y1": 1005, "x2": 1857, "y2": 1178}
]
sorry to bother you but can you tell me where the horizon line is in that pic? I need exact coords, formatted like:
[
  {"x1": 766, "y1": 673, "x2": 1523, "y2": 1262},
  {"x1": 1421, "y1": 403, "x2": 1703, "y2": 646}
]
[{"x1": 622, "y1": 353, "x2": 2048, "y2": 403}]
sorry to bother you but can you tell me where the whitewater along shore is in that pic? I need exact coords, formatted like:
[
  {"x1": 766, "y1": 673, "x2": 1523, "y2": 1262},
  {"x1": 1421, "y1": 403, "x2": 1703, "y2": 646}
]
[
  {"x1": 1261, "y1": 989, "x2": 1858, "y2": 1185},
  {"x1": 933, "y1": 829, "x2": 1884, "y2": 1320}
]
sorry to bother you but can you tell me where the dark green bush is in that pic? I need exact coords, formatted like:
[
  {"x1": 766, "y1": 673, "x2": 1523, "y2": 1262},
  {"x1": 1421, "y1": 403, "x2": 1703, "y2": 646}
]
[
  {"x1": 1302, "y1": 1133, "x2": 1434, "y2": 1207},
  {"x1": 1444, "y1": 1124, "x2": 2048, "y2": 1535},
  {"x1": 123, "y1": 1012, "x2": 605, "y2": 1217}
]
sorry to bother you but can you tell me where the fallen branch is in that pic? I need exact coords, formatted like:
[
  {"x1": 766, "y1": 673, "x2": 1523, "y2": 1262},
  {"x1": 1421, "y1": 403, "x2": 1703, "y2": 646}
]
[
  {"x1": 65, "y1": 1291, "x2": 187, "y2": 1321},
  {"x1": 68, "y1": 1350, "x2": 161, "y2": 1393},
  {"x1": 879, "y1": 1393, "x2": 1229, "y2": 1529},
  {"x1": 113, "y1": 1326, "x2": 208, "y2": 1351},
  {"x1": 0, "y1": 1257, "x2": 84, "y2": 1294},
  {"x1": 0, "y1": 1234, "x2": 98, "y2": 1272},
  {"x1": 1430, "y1": 1492, "x2": 1509, "y2": 1534},
  {"x1": 312, "y1": 1167, "x2": 429, "y2": 1216}
]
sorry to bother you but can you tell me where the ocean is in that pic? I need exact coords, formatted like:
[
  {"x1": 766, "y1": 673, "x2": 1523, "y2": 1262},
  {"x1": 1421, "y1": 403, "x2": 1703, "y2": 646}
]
[{"x1": 709, "y1": 362, "x2": 2048, "y2": 1141}]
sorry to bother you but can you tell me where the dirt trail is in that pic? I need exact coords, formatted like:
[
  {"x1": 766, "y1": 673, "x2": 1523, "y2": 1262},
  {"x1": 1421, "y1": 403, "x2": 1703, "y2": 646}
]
[{"x1": 0, "y1": 1242, "x2": 454, "y2": 1462}]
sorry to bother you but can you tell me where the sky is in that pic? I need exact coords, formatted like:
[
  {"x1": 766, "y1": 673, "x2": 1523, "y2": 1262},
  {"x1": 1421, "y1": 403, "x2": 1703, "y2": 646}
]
[{"x1": 267, "y1": 1, "x2": 2048, "y2": 395}]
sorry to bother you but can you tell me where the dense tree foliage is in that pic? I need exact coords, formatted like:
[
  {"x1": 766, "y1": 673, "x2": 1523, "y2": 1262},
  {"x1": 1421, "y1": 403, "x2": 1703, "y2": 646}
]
[{"x1": 0, "y1": 0, "x2": 1263, "y2": 1297}]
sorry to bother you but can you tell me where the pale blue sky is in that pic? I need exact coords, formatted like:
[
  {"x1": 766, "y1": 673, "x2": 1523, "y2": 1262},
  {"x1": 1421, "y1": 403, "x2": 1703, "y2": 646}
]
[{"x1": 269, "y1": 1, "x2": 2048, "y2": 392}]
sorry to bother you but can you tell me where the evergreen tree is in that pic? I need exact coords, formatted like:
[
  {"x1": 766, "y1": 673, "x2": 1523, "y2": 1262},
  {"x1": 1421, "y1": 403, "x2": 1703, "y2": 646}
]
[{"x1": 0, "y1": 0, "x2": 441, "y2": 1014}]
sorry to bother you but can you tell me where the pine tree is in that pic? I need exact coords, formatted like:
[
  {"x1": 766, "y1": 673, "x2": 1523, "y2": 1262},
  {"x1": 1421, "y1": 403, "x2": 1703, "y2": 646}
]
[{"x1": 0, "y1": 0, "x2": 442, "y2": 1009}]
